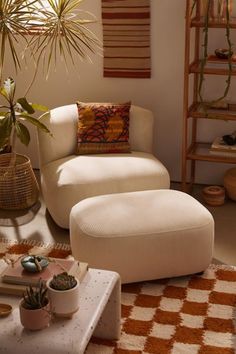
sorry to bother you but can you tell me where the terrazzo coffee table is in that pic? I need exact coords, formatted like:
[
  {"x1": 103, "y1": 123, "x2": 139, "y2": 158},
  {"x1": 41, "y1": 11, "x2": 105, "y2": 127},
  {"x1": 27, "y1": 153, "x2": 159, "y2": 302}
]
[{"x1": 0, "y1": 261, "x2": 121, "y2": 354}]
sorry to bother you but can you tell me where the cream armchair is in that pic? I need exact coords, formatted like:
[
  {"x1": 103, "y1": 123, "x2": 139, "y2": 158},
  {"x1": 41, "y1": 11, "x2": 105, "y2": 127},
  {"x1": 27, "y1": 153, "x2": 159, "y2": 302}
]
[{"x1": 37, "y1": 104, "x2": 170, "y2": 228}]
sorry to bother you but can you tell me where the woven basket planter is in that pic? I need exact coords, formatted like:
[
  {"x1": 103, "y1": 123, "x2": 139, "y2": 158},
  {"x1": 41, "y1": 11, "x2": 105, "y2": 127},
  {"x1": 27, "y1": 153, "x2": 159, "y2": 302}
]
[{"x1": 0, "y1": 153, "x2": 39, "y2": 210}]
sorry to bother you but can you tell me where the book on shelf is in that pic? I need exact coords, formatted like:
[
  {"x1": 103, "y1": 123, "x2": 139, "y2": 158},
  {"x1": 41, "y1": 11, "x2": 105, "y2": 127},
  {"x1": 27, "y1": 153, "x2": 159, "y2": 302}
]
[
  {"x1": 210, "y1": 136, "x2": 236, "y2": 157},
  {"x1": 0, "y1": 258, "x2": 88, "y2": 295}
]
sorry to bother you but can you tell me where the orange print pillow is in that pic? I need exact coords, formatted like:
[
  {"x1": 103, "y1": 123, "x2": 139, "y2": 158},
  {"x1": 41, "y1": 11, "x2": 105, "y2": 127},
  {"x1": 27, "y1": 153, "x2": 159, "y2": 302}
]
[{"x1": 76, "y1": 101, "x2": 131, "y2": 154}]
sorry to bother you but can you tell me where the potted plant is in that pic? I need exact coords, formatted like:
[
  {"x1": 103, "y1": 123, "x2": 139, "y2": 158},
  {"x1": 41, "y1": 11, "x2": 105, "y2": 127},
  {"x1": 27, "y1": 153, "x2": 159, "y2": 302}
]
[
  {"x1": 19, "y1": 279, "x2": 51, "y2": 330},
  {"x1": 47, "y1": 272, "x2": 79, "y2": 318},
  {"x1": 0, "y1": 0, "x2": 99, "y2": 209},
  {"x1": 0, "y1": 77, "x2": 50, "y2": 209}
]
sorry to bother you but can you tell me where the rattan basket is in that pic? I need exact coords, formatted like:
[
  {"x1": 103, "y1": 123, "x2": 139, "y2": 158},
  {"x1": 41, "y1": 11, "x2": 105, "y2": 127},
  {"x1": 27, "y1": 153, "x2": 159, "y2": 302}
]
[{"x1": 0, "y1": 153, "x2": 39, "y2": 210}]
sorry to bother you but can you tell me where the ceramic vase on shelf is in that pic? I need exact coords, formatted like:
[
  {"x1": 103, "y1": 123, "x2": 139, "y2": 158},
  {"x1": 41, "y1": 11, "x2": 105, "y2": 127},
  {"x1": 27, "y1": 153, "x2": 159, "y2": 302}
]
[{"x1": 201, "y1": 0, "x2": 233, "y2": 19}]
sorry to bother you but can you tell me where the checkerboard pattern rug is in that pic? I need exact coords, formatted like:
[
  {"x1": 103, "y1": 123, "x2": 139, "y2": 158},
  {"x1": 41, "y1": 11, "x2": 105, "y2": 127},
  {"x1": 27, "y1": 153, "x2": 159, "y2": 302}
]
[
  {"x1": 87, "y1": 266, "x2": 236, "y2": 354},
  {"x1": 0, "y1": 239, "x2": 235, "y2": 353}
]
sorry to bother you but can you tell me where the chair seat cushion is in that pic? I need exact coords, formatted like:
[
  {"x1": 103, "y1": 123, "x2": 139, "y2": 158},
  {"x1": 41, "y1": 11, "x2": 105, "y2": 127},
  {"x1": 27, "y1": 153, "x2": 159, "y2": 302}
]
[
  {"x1": 70, "y1": 190, "x2": 214, "y2": 283},
  {"x1": 41, "y1": 151, "x2": 170, "y2": 228}
]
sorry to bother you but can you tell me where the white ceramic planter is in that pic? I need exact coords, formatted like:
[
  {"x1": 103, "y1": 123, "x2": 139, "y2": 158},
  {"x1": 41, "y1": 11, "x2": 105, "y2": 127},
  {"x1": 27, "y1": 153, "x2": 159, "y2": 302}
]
[{"x1": 46, "y1": 278, "x2": 80, "y2": 318}]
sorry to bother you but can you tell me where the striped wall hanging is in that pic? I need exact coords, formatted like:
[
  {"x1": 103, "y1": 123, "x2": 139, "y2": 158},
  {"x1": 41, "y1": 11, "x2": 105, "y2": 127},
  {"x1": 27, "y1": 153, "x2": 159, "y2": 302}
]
[{"x1": 102, "y1": 0, "x2": 151, "y2": 78}]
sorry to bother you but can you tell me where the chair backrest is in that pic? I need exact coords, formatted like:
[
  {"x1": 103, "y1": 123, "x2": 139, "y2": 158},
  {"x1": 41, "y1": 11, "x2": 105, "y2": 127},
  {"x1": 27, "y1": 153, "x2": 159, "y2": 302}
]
[{"x1": 37, "y1": 104, "x2": 154, "y2": 166}]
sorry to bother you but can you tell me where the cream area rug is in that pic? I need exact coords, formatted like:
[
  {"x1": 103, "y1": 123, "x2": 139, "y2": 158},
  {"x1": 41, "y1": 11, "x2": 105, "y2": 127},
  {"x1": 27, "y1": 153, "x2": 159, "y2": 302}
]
[{"x1": 0, "y1": 239, "x2": 236, "y2": 354}]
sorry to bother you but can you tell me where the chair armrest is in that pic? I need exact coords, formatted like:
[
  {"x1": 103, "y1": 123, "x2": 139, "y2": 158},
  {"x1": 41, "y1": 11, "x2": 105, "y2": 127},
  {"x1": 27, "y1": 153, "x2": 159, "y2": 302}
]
[
  {"x1": 37, "y1": 104, "x2": 78, "y2": 166},
  {"x1": 129, "y1": 105, "x2": 154, "y2": 153}
]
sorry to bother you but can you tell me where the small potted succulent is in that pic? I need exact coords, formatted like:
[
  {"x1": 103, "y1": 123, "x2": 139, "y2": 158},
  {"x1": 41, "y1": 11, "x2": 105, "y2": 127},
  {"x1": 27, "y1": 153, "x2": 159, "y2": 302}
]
[
  {"x1": 47, "y1": 272, "x2": 79, "y2": 318},
  {"x1": 19, "y1": 280, "x2": 50, "y2": 331}
]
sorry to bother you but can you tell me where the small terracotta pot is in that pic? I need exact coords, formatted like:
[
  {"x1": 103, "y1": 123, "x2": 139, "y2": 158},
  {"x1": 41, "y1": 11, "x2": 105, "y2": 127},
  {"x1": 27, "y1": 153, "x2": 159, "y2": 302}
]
[
  {"x1": 19, "y1": 299, "x2": 51, "y2": 331},
  {"x1": 47, "y1": 278, "x2": 80, "y2": 318}
]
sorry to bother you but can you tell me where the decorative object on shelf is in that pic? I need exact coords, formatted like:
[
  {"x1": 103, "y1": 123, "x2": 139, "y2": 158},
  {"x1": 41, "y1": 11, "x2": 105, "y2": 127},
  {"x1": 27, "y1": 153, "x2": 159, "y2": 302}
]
[
  {"x1": 223, "y1": 167, "x2": 236, "y2": 200},
  {"x1": 0, "y1": 303, "x2": 12, "y2": 317},
  {"x1": 21, "y1": 256, "x2": 49, "y2": 273},
  {"x1": 222, "y1": 130, "x2": 236, "y2": 145},
  {"x1": 102, "y1": 0, "x2": 151, "y2": 78},
  {"x1": 215, "y1": 48, "x2": 233, "y2": 59},
  {"x1": 19, "y1": 280, "x2": 51, "y2": 331},
  {"x1": 210, "y1": 136, "x2": 236, "y2": 157},
  {"x1": 218, "y1": 0, "x2": 233, "y2": 19},
  {"x1": 201, "y1": 0, "x2": 233, "y2": 19},
  {"x1": 47, "y1": 272, "x2": 79, "y2": 318},
  {"x1": 202, "y1": 185, "x2": 225, "y2": 206}
]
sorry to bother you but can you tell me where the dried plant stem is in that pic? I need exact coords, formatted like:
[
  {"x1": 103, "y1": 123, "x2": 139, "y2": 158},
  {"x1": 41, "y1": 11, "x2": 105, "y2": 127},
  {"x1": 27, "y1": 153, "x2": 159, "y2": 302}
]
[
  {"x1": 198, "y1": 0, "x2": 233, "y2": 114},
  {"x1": 198, "y1": 0, "x2": 211, "y2": 106}
]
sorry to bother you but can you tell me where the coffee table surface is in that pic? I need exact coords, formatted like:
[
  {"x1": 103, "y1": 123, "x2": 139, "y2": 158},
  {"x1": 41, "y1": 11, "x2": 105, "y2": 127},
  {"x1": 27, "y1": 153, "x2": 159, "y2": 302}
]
[{"x1": 0, "y1": 261, "x2": 121, "y2": 354}]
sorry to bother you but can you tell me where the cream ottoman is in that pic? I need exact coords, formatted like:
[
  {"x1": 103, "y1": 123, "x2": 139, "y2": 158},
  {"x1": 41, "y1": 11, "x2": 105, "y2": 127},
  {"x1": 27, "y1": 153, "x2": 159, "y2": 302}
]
[{"x1": 70, "y1": 190, "x2": 214, "y2": 283}]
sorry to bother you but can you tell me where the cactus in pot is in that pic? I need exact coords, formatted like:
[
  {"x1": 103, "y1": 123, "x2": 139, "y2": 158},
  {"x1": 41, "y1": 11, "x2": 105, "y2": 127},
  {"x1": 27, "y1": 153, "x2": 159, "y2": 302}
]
[
  {"x1": 47, "y1": 272, "x2": 79, "y2": 318},
  {"x1": 19, "y1": 280, "x2": 51, "y2": 330}
]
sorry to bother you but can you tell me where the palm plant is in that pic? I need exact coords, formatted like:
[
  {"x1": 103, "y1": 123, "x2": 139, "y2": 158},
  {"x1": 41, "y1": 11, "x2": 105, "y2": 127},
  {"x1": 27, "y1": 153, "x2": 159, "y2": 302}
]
[
  {"x1": 0, "y1": 0, "x2": 100, "y2": 152},
  {"x1": 0, "y1": 0, "x2": 100, "y2": 83}
]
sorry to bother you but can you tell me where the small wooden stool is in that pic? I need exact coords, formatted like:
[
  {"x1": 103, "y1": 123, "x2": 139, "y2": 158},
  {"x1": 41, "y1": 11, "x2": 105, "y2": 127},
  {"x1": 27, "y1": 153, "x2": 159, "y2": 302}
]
[{"x1": 202, "y1": 186, "x2": 225, "y2": 206}]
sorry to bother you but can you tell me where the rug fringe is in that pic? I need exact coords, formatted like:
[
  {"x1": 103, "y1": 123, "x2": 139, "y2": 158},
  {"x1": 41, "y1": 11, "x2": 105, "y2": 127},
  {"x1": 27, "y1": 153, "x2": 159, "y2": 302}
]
[
  {"x1": 0, "y1": 238, "x2": 71, "y2": 250},
  {"x1": 209, "y1": 263, "x2": 236, "y2": 271}
]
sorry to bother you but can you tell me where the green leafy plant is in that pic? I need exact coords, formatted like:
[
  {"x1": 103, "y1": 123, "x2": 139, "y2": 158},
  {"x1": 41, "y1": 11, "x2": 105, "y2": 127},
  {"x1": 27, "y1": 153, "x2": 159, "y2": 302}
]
[
  {"x1": 23, "y1": 279, "x2": 48, "y2": 310},
  {"x1": 49, "y1": 272, "x2": 77, "y2": 291},
  {"x1": 0, "y1": 77, "x2": 50, "y2": 153}
]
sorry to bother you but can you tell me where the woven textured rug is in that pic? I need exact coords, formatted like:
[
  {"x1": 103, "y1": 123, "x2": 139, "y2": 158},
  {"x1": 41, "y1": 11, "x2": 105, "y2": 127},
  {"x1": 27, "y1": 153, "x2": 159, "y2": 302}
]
[{"x1": 0, "y1": 240, "x2": 236, "y2": 354}]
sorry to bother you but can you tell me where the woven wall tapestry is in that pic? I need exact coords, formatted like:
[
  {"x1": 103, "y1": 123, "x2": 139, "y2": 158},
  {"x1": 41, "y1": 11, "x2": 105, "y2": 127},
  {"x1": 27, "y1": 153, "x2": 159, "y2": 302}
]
[{"x1": 102, "y1": 0, "x2": 151, "y2": 78}]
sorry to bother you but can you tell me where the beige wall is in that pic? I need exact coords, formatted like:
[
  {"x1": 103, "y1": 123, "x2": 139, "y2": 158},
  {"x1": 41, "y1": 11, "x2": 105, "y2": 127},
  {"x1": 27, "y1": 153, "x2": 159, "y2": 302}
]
[{"x1": 4, "y1": 0, "x2": 236, "y2": 184}]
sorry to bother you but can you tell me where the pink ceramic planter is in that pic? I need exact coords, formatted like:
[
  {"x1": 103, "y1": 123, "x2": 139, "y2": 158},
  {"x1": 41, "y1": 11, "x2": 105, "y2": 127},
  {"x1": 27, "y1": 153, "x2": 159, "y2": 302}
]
[{"x1": 19, "y1": 299, "x2": 51, "y2": 331}]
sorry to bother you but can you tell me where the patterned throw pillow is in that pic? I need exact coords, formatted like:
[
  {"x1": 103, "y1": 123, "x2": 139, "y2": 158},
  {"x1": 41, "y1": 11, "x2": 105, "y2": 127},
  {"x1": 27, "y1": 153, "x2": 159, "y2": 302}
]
[{"x1": 76, "y1": 101, "x2": 131, "y2": 154}]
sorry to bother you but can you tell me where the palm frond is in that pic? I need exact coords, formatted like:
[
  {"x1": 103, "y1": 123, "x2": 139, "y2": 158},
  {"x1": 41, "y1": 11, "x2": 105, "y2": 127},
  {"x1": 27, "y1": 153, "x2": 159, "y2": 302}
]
[
  {"x1": 0, "y1": 0, "x2": 41, "y2": 81},
  {"x1": 0, "y1": 0, "x2": 100, "y2": 88},
  {"x1": 27, "y1": 0, "x2": 101, "y2": 77}
]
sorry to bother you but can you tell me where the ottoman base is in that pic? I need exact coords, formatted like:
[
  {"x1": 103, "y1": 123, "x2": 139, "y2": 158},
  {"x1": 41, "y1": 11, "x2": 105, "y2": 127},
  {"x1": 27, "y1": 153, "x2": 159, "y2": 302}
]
[{"x1": 70, "y1": 190, "x2": 214, "y2": 283}]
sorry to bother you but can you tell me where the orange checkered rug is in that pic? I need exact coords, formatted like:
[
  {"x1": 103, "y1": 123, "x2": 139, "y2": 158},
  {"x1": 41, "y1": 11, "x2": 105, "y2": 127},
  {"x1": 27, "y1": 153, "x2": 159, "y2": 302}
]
[{"x1": 0, "y1": 239, "x2": 236, "y2": 354}]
